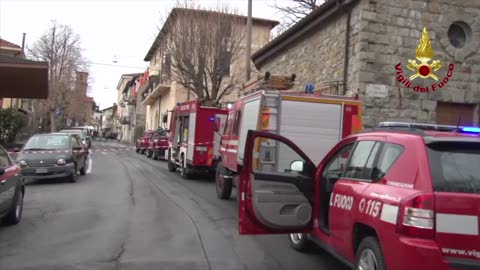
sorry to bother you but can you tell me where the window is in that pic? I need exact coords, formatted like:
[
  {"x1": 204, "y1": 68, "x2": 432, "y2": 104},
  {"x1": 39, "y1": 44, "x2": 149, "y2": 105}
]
[
  {"x1": 428, "y1": 142, "x2": 480, "y2": 194},
  {"x1": 372, "y1": 143, "x2": 404, "y2": 181},
  {"x1": 448, "y1": 21, "x2": 471, "y2": 49},
  {"x1": 252, "y1": 136, "x2": 306, "y2": 175},
  {"x1": 322, "y1": 144, "x2": 354, "y2": 192},
  {"x1": 71, "y1": 136, "x2": 80, "y2": 148},
  {"x1": 163, "y1": 53, "x2": 171, "y2": 75},
  {"x1": 0, "y1": 148, "x2": 11, "y2": 167},
  {"x1": 220, "y1": 50, "x2": 231, "y2": 76},
  {"x1": 233, "y1": 110, "x2": 241, "y2": 135},
  {"x1": 344, "y1": 141, "x2": 380, "y2": 180}
]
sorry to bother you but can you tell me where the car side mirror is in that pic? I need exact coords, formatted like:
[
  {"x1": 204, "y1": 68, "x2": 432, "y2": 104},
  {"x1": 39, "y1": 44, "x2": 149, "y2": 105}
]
[
  {"x1": 13, "y1": 147, "x2": 20, "y2": 152},
  {"x1": 290, "y1": 160, "x2": 304, "y2": 172},
  {"x1": 0, "y1": 167, "x2": 5, "y2": 176},
  {"x1": 214, "y1": 117, "x2": 221, "y2": 132}
]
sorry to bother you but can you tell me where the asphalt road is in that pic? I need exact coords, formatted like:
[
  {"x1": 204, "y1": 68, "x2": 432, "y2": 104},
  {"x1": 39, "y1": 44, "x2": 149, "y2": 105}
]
[{"x1": 0, "y1": 140, "x2": 349, "y2": 270}]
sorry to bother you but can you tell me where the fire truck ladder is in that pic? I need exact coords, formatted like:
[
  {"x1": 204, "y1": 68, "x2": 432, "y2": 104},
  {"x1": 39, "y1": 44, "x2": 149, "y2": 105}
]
[{"x1": 258, "y1": 92, "x2": 281, "y2": 172}]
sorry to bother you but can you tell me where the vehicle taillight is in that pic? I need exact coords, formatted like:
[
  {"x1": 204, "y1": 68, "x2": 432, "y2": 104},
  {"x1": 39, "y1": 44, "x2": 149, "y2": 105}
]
[{"x1": 396, "y1": 193, "x2": 435, "y2": 239}]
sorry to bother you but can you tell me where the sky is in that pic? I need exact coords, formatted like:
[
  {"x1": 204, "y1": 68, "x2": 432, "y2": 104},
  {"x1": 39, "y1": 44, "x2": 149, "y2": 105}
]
[{"x1": 0, "y1": 0, "x2": 289, "y2": 110}]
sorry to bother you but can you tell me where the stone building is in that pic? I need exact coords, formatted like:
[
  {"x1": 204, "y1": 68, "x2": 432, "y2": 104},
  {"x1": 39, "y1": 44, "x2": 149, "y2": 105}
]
[
  {"x1": 140, "y1": 8, "x2": 278, "y2": 130},
  {"x1": 252, "y1": 0, "x2": 480, "y2": 127}
]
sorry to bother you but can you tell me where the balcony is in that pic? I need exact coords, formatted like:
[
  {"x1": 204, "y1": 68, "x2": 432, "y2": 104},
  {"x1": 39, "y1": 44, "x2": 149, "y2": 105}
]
[{"x1": 142, "y1": 74, "x2": 171, "y2": 106}]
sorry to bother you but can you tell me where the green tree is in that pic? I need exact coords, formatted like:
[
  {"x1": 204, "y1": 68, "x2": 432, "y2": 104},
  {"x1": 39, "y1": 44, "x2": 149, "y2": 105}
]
[{"x1": 0, "y1": 109, "x2": 27, "y2": 144}]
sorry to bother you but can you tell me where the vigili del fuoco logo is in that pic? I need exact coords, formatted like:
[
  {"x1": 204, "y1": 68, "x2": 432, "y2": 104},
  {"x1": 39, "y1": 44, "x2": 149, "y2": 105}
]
[{"x1": 395, "y1": 27, "x2": 454, "y2": 92}]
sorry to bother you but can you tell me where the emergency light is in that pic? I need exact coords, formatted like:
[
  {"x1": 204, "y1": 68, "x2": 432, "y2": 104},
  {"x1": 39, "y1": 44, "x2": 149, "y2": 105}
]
[
  {"x1": 378, "y1": 122, "x2": 480, "y2": 134},
  {"x1": 461, "y1": 127, "x2": 480, "y2": 133}
]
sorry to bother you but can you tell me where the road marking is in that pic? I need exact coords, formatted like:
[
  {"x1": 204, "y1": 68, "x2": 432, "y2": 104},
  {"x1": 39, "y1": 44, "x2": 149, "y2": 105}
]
[{"x1": 86, "y1": 154, "x2": 93, "y2": 174}]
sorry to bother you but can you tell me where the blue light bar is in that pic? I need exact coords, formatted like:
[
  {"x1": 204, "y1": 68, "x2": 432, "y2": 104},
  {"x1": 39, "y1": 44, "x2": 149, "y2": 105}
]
[
  {"x1": 209, "y1": 116, "x2": 215, "y2": 122},
  {"x1": 461, "y1": 127, "x2": 480, "y2": 133}
]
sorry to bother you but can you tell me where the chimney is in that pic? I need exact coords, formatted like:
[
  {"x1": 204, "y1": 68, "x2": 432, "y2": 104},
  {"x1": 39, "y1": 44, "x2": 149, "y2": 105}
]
[{"x1": 20, "y1": 33, "x2": 26, "y2": 58}]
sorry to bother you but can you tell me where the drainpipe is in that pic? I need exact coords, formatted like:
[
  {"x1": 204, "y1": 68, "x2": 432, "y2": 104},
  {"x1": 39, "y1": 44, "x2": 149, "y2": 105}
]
[
  {"x1": 342, "y1": 8, "x2": 351, "y2": 95},
  {"x1": 20, "y1": 33, "x2": 26, "y2": 58}
]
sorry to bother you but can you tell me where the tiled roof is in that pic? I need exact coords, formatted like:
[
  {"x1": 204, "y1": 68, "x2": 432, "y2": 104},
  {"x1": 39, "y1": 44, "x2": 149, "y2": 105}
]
[{"x1": 0, "y1": 38, "x2": 21, "y2": 49}]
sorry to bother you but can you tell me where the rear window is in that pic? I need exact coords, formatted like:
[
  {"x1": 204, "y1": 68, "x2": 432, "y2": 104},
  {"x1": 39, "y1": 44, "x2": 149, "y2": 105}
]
[{"x1": 427, "y1": 142, "x2": 480, "y2": 194}]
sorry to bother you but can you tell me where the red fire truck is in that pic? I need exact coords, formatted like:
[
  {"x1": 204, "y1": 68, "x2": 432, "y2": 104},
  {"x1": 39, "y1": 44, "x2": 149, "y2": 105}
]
[
  {"x1": 215, "y1": 73, "x2": 362, "y2": 199},
  {"x1": 167, "y1": 99, "x2": 228, "y2": 179}
]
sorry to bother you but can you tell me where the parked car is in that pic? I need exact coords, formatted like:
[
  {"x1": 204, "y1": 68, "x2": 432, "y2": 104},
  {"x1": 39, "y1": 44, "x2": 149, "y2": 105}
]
[
  {"x1": 146, "y1": 128, "x2": 169, "y2": 160},
  {"x1": 16, "y1": 133, "x2": 88, "y2": 183},
  {"x1": 238, "y1": 122, "x2": 480, "y2": 270},
  {"x1": 68, "y1": 127, "x2": 92, "y2": 148},
  {"x1": 136, "y1": 130, "x2": 154, "y2": 154},
  {"x1": 0, "y1": 146, "x2": 24, "y2": 225},
  {"x1": 59, "y1": 129, "x2": 90, "y2": 150}
]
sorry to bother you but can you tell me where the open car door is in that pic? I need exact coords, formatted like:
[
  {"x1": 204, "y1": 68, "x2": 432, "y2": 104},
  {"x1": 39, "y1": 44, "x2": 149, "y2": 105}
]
[{"x1": 239, "y1": 130, "x2": 316, "y2": 234}]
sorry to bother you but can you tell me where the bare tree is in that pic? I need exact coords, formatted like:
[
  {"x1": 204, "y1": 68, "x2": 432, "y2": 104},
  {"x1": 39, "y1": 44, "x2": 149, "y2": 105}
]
[
  {"x1": 29, "y1": 21, "x2": 88, "y2": 132},
  {"x1": 271, "y1": 0, "x2": 323, "y2": 35},
  {"x1": 161, "y1": 3, "x2": 245, "y2": 105}
]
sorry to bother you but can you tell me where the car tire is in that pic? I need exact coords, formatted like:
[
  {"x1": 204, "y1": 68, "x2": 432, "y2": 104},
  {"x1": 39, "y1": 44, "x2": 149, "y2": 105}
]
[
  {"x1": 289, "y1": 233, "x2": 314, "y2": 252},
  {"x1": 152, "y1": 151, "x2": 158, "y2": 160},
  {"x1": 355, "y1": 237, "x2": 386, "y2": 270},
  {"x1": 79, "y1": 161, "x2": 86, "y2": 176},
  {"x1": 216, "y1": 164, "x2": 232, "y2": 200},
  {"x1": 136, "y1": 148, "x2": 140, "y2": 153},
  {"x1": 167, "y1": 151, "x2": 176, "y2": 172},
  {"x1": 2, "y1": 188, "x2": 23, "y2": 225},
  {"x1": 180, "y1": 156, "x2": 191, "y2": 179},
  {"x1": 69, "y1": 165, "x2": 77, "y2": 183}
]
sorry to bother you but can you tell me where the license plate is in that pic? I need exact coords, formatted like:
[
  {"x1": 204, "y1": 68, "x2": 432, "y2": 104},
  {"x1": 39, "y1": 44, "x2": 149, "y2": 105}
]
[{"x1": 35, "y1": 168, "x2": 48, "y2": 173}]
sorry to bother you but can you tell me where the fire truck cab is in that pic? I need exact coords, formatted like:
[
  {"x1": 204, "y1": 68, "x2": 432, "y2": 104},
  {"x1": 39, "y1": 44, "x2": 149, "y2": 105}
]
[
  {"x1": 215, "y1": 73, "x2": 362, "y2": 199},
  {"x1": 167, "y1": 100, "x2": 227, "y2": 179}
]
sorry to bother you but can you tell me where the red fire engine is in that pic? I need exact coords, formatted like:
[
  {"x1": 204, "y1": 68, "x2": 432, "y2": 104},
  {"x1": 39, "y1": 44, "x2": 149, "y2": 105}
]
[
  {"x1": 167, "y1": 99, "x2": 228, "y2": 179},
  {"x1": 215, "y1": 73, "x2": 362, "y2": 199}
]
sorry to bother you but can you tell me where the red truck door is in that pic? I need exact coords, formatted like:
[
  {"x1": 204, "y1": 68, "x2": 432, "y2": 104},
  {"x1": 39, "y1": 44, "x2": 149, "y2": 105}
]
[{"x1": 238, "y1": 130, "x2": 316, "y2": 234}]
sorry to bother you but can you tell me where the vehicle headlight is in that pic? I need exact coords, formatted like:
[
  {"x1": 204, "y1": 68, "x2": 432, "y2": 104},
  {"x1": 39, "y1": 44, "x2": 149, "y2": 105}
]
[
  {"x1": 57, "y1": 158, "x2": 66, "y2": 166},
  {"x1": 18, "y1": 160, "x2": 27, "y2": 168}
]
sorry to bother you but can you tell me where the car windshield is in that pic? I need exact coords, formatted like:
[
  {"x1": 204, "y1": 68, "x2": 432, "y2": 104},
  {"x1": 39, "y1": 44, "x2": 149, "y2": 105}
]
[
  {"x1": 24, "y1": 135, "x2": 70, "y2": 150},
  {"x1": 427, "y1": 141, "x2": 480, "y2": 194}
]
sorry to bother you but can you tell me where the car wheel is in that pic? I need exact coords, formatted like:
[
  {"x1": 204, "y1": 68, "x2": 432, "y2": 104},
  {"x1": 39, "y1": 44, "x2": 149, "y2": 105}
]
[
  {"x1": 355, "y1": 237, "x2": 386, "y2": 270},
  {"x1": 180, "y1": 156, "x2": 191, "y2": 179},
  {"x1": 69, "y1": 165, "x2": 77, "y2": 183},
  {"x1": 79, "y1": 159, "x2": 87, "y2": 175},
  {"x1": 152, "y1": 151, "x2": 158, "y2": 160},
  {"x1": 136, "y1": 148, "x2": 140, "y2": 153},
  {"x1": 216, "y1": 164, "x2": 232, "y2": 200},
  {"x1": 289, "y1": 233, "x2": 314, "y2": 252},
  {"x1": 167, "y1": 151, "x2": 176, "y2": 172},
  {"x1": 147, "y1": 150, "x2": 152, "y2": 158},
  {"x1": 2, "y1": 188, "x2": 23, "y2": 225}
]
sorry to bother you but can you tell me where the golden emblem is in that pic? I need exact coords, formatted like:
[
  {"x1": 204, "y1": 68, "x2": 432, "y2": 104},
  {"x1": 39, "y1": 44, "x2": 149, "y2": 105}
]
[{"x1": 407, "y1": 27, "x2": 442, "y2": 81}]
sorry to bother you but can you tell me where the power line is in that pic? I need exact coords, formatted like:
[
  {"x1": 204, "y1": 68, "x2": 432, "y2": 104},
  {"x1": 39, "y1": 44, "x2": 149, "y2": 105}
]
[{"x1": 87, "y1": 61, "x2": 162, "y2": 71}]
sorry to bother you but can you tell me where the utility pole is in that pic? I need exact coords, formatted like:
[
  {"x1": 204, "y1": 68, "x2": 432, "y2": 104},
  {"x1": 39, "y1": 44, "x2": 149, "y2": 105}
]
[{"x1": 246, "y1": 0, "x2": 252, "y2": 81}]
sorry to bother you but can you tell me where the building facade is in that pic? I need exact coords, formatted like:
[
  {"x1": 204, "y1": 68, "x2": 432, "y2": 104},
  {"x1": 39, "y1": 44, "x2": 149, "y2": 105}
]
[
  {"x1": 140, "y1": 8, "x2": 279, "y2": 130},
  {"x1": 252, "y1": 0, "x2": 480, "y2": 127},
  {"x1": 116, "y1": 73, "x2": 142, "y2": 143}
]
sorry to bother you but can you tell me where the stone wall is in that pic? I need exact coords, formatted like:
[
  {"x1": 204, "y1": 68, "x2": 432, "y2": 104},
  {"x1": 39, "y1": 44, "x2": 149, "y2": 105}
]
[
  {"x1": 258, "y1": 4, "x2": 362, "y2": 95},
  {"x1": 356, "y1": 0, "x2": 480, "y2": 127}
]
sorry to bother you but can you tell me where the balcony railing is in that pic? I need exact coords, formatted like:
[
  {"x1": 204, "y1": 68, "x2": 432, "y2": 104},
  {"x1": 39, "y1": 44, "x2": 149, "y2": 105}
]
[{"x1": 141, "y1": 73, "x2": 171, "y2": 105}]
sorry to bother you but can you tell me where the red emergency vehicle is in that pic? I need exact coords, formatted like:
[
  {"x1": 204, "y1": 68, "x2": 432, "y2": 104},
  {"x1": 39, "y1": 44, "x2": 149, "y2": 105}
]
[
  {"x1": 215, "y1": 74, "x2": 362, "y2": 199},
  {"x1": 238, "y1": 121, "x2": 480, "y2": 270},
  {"x1": 167, "y1": 100, "x2": 228, "y2": 179}
]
